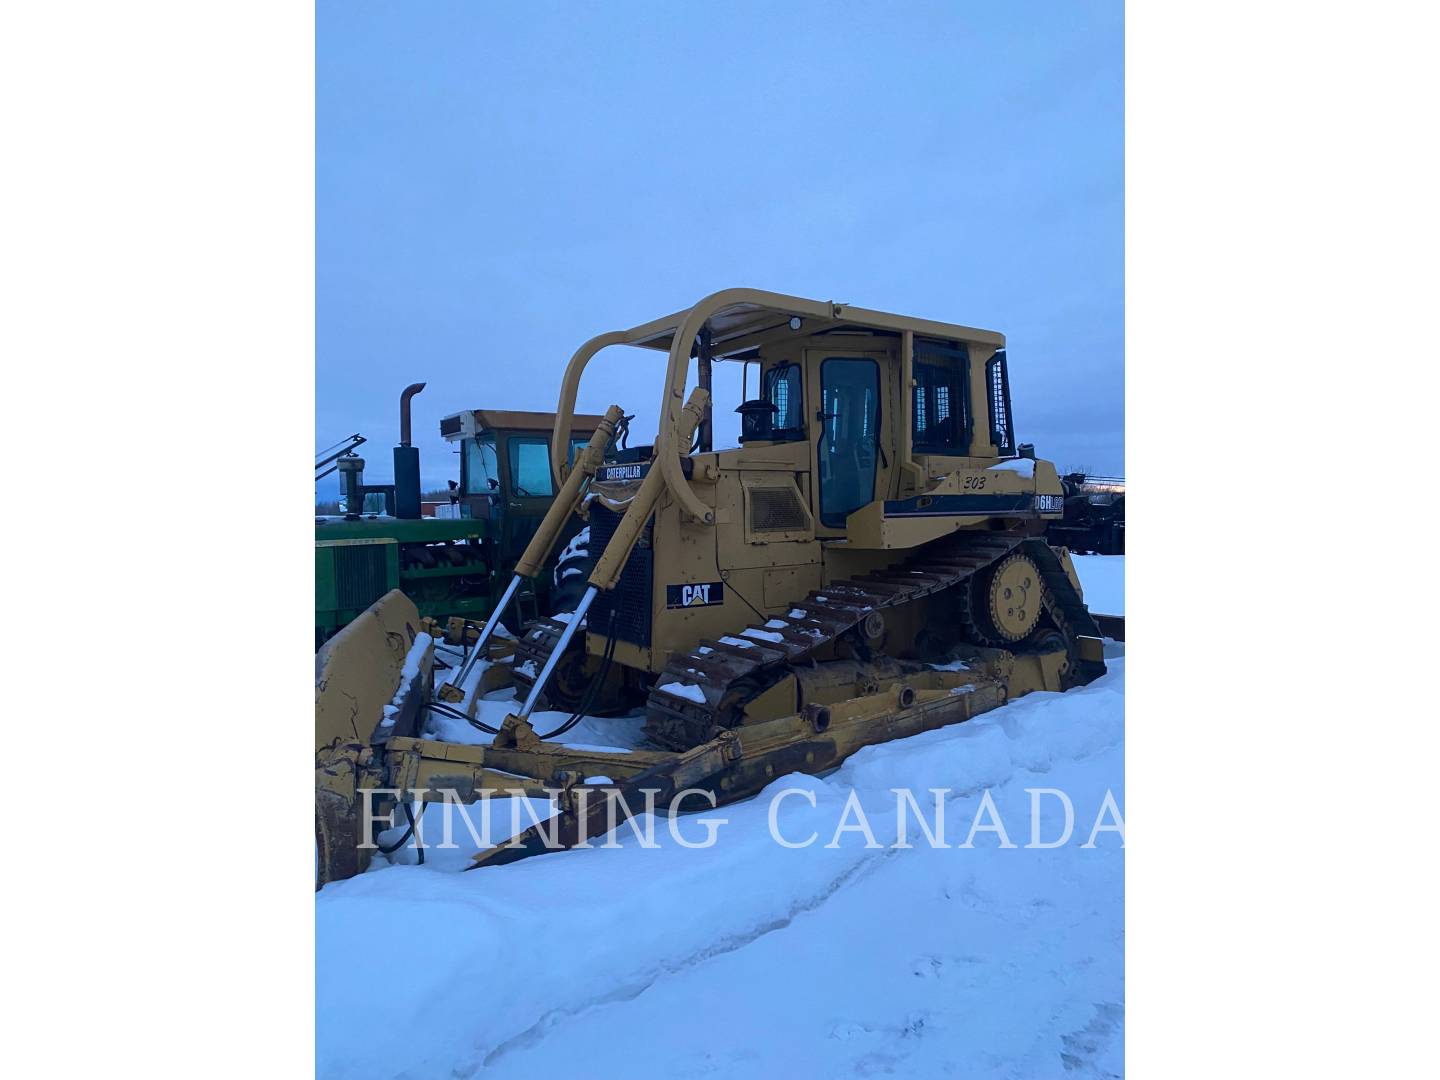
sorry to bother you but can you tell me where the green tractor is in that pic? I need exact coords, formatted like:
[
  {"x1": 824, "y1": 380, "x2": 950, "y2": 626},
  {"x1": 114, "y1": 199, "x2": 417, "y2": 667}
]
[{"x1": 314, "y1": 383, "x2": 606, "y2": 646}]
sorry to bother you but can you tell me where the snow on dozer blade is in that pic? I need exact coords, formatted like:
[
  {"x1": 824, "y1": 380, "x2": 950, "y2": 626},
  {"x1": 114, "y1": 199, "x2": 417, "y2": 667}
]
[
  {"x1": 315, "y1": 588, "x2": 678, "y2": 885},
  {"x1": 315, "y1": 589, "x2": 439, "y2": 887}
]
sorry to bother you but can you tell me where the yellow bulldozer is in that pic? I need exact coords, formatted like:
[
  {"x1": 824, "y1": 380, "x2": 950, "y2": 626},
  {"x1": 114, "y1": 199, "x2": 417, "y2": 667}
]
[{"x1": 316, "y1": 289, "x2": 1120, "y2": 884}]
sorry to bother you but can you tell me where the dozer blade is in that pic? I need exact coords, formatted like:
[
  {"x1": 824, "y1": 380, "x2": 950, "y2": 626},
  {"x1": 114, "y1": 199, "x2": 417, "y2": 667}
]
[
  {"x1": 469, "y1": 732, "x2": 744, "y2": 868},
  {"x1": 315, "y1": 588, "x2": 435, "y2": 888},
  {"x1": 1091, "y1": 612, "x2": 1125, "y2": 641}
]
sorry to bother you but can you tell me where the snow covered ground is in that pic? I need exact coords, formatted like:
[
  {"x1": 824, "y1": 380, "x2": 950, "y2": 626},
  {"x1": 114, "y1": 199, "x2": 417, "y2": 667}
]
[
  {"x1": 317, "y1": 557, "x2": 1125, "y2": 1078},
  {"x1": 1072, "y1": 554, "x2": 1124, "y2": 616}
]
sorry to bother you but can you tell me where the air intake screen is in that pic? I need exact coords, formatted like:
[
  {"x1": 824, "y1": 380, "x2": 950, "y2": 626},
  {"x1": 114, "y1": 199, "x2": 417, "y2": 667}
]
[{"x1": 749, "y1": 485, "x2": 809, "y2": 532}]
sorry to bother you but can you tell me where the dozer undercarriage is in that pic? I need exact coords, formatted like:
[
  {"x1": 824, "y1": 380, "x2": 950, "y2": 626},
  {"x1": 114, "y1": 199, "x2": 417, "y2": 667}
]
[
  {"x1": 641, "y1": 531, "x2": 1104, "y2": 751},
  {"x1": 316, "y1": 289, "x2": 1122, "y2": 886}
]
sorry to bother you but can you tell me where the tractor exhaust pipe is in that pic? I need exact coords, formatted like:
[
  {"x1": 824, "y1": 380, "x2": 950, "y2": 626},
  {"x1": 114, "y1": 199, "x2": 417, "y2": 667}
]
[
  {"x1": 399, "y1": 382, "x2": 425, "y2": 447},
  {"x1": 394, "y1": 382, "x2": 426, "y2": 519}
]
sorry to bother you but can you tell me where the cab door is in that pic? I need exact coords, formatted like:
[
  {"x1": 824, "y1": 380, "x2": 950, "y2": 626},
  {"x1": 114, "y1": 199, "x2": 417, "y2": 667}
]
[
  {"x1": 808, "y1": 350, "x2": 891, "y2": 533},
  {"x1": 500, "y1": 434, "x2": 557, "y2": 564},
  {"x1": 498, "y1": 433, "x2": 591, "y2": 567}
]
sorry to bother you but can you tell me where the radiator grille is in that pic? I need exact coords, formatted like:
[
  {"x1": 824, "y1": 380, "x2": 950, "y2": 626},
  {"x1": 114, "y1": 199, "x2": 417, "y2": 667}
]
[
  {"x1": 748, "y1": 485, "x2": 809, "y2": 533},
  {"x1": 335, "y1": 544, "x2": 388, "y2": 610},
  {"x1": 587, "y1": 505, "x2": 653, "y2": 647}
]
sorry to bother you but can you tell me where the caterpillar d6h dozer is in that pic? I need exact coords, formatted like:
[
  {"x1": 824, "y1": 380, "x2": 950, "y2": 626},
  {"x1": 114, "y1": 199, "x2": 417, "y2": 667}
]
[{"x1": 315, "y1": 289, "x2": 1116, "y2": 885}]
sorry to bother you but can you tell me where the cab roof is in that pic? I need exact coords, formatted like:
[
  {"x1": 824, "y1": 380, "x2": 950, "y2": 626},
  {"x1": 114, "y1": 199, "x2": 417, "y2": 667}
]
[
  {"x1": 440, "y1": 409, "x2": 607, "y2": 441},
  {"x1": 617, "y1": 290, "x2": 1006, "y2": 358}
]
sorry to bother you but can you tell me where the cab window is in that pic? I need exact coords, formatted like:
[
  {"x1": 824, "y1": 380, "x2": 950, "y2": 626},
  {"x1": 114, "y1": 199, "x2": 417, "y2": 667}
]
[
  {"x1": 912, "y1": 342, "x2": 970, "y2": 454},
  {"x1": 818, "y1": 357, "x2": 880, "y2": 528},
  {"x1": 464, "y1": 434, "x2": 500, "y2": 495},
  {"x1": 508, "y1": 436, "x2": 555, "y2": 497},
  {"x1": 763, "y1": 363, "x2": 805, "y2": 439}
]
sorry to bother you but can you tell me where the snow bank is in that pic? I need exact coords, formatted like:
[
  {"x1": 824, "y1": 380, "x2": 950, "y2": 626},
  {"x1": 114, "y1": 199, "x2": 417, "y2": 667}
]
[
  {"x1": 317, "y1": 651, "x2": 1124, "y2": 1077},
  {"x1": 1072, "y1": 554, "x2": 1124, "y2": 615}
]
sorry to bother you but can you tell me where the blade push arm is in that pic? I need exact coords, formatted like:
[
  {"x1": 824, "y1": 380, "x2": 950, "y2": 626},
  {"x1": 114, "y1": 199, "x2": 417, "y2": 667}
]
[
  {"x1": 508, "y1": 387, "x2": 707, "y2": 723},
  {"x1": 514, "y1": 403, "x2": 624, "y2": 579},
  {"x1": 442, "y1": 404, "x2": 623, "y2": 700}
]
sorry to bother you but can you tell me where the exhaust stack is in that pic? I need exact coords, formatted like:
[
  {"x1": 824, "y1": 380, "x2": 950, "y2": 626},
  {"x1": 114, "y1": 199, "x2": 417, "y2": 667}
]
[{"x1": 394, "y1": 382, "x2": 426, "y2": 519}]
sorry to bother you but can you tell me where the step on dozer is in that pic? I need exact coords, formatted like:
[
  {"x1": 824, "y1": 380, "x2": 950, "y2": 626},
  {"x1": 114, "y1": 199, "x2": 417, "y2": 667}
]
[{"x1": 315, "y1": 289, "x2": 1122, "y2": 885}]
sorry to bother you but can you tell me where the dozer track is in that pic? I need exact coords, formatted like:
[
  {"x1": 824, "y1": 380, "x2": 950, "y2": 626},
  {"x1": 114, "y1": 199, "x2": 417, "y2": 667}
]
[
  {"x1": 510, "y1": 615, "x2": 595, "y2": 712},
  {"x1": 512, "y1": 618, "x2": 564, "y2": 696},
  {"x1": 644, "y1": 533, "x2": 1105, "y2": 751}
]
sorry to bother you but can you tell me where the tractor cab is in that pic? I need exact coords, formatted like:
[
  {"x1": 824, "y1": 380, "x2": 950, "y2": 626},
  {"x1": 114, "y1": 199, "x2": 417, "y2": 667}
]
[{"x1": 440, "y1": 409, "x2": 607, "y2": 569}]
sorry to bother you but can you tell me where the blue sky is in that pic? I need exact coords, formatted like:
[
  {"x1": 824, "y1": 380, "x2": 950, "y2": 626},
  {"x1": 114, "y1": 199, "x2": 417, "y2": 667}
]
[{"x1": 318, "y1": 1, "x2": 1123, "y2": 493}]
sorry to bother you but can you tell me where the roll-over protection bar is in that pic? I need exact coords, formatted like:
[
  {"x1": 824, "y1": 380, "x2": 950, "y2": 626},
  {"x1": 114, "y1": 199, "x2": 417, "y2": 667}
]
[{"x1": 548, "y1": 288, "x2": 1008, "y2": 527}]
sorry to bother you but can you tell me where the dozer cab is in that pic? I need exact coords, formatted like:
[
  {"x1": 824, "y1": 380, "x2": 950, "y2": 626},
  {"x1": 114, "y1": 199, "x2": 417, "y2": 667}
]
[{"x1": 316, "y1": 289, "x2": 1117, "y2": 884}]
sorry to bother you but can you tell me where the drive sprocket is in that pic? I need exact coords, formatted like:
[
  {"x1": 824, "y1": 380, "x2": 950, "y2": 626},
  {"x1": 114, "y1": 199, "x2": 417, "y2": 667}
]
[{"x1": 960, "y1": 552, "x2": 1044, "y2": 646}]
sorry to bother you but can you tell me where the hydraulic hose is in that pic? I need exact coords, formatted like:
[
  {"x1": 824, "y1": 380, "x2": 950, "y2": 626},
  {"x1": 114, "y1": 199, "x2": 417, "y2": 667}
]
[
  {"x1": 423, "y1": 699, "x2": 501, "y2": 736},
  {"x1": 376, "y1": 798, "x2": 425, "y2": 865}
]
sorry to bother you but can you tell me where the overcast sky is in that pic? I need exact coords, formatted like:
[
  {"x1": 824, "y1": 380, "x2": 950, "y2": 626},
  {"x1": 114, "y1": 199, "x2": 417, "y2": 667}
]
[{"x1": 318, "y1": 1, "x2": 1123, "y2": 495}]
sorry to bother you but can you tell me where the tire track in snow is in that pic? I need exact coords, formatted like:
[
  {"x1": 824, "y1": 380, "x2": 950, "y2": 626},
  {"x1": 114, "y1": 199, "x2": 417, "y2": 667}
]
[
  {"x1": 475, "y1": 845, "x2": 902, "y2": 1070},
  {"x1": 473, "y1": 697, "x2": 1125, "y2": 1073}
]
